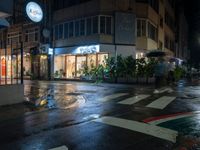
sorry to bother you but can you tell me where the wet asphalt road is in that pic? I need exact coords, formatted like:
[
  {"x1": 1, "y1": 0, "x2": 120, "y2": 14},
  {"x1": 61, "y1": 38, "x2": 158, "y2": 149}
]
[{"x1": 1, "y1": 80, "x2": 200, "y2": 150}]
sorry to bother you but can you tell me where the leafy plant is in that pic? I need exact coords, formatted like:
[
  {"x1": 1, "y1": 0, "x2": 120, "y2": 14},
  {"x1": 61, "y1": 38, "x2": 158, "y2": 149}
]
[{"x1": 174, "y1": 66, "x2": 185, "y2": 81}]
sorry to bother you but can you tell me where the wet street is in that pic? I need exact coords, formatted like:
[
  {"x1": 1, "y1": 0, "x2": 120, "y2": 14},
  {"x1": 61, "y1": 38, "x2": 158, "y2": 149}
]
[{"x1": 1, "y1": 80, "x2": 200, "y2": 150}]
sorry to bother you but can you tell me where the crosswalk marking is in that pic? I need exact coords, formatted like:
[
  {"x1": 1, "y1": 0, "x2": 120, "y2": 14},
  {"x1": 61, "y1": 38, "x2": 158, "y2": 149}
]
[
  {"x1": 156, "y1": 87, "x2": 174, "y2": 94},
  {"x1": 99, "y1": 93, "x2": 128, "y2": 102},
  {"x1": 146, "y1": 96, "x2": 176, "y2": 109},
  {"x1": 118, "y1": 94, "x2": 150, "y2": 105},
  {"x1": 94, "y1": 116, "x2": 177, "y2": 143},
  {"x1": 49, "y1": 145, "x2": 68, "y2": 150}
]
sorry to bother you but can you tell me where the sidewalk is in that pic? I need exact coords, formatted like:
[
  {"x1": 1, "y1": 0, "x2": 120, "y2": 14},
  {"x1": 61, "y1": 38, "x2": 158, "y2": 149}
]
[{"x1": 0, "y1": 102, "x2": 35, "y2": 122}]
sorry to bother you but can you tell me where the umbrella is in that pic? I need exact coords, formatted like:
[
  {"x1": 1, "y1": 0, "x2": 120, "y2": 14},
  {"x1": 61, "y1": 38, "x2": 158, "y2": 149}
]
[
  {"x1": 169, "y1": 57, "x2": 177, "y2": 62},
  {"x1": 146, "y1": 50, "x2": 166, "y2": 57}
]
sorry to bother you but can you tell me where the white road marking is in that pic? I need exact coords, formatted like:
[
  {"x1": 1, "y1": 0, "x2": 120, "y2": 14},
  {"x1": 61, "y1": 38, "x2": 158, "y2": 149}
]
[
  {"x1": 94, "y1": 116, "x2": 177, "y2": 143},
  {"x1": 118, "y1": 94, "x2": 150, "y2": 105},
  {"x1": 157, "y1": 87, "x2": 173, "y2": 94},
  {"x1": 49, "y1": 145, "x2": 68, "y2": 150},
  {"x1": 99, "y1": 93, "x2": 128, "y2": 102},
  {"x1": 146, "y1": 96, "x2": 176, "y2": 109}
]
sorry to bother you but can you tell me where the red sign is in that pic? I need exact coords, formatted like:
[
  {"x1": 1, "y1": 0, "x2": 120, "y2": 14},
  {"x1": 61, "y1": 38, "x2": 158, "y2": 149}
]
[{"x1": 1, "y1": 57, "x2": 6, "y2": 76}]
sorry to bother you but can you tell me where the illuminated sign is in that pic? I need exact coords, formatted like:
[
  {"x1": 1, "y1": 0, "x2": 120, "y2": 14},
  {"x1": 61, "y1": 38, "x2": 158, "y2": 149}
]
[
  {"x1": 26, "y1": 2, "x2": 43, "y2": 22},
  {"x1": 74, "y1": 45, "x2": 100, "y2": 54},
  {"x1": 48, "y1": 48, "x2": 53, "y2": 55}
]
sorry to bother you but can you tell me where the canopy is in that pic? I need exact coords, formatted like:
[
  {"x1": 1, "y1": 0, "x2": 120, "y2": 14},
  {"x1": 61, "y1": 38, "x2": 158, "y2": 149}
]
[{"x1": 0, "y1": 18, "x2": 9, "y2": 27}]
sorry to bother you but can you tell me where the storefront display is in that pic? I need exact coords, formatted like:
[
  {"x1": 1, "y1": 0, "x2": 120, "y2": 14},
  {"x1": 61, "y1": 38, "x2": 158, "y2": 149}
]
[
  {"x1": 54, "y1": 53, "x2": 108, "y2": 79},
  {"x1": 0, "y1": 48, "x2": 17, "y2": 84}
]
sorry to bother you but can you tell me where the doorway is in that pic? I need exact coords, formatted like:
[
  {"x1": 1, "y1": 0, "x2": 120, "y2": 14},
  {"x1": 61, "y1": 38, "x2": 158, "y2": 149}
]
[{"x1": 76, "y1": 55, "x2": 86, "y2": 77}]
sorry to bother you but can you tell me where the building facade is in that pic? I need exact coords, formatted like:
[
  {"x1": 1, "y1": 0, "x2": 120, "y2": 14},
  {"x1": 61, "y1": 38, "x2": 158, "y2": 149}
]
[
  {"x1": 0, "y1": 0, "x2": 53, "y2": 83},
  {"x1": 0, "y1": 0, "x2": 188, "y2": 81},
  {"x1": 135, "y1": 0, "x2": 176, "y2": 59},
  {"x1": 175, "y1": 1, "x2": 189, "y2": 62},
  {"x1": 52, "y1": 0, "x2": 178, "y2": 79},
  {"x1": 53, "y1": 0, "x2": 137, "y2": 79}
]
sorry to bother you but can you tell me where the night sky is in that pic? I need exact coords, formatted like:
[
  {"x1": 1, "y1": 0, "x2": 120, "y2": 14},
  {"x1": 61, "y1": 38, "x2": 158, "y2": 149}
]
[{"x1": 184, "y1": 0, "x2": 200, "y2": 66}]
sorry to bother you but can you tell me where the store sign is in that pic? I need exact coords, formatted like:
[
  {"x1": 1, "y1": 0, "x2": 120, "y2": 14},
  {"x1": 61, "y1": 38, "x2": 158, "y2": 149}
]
[
  {"x1": 48, "y1": 48, "x2": 53, "y2": 55},
  {"x1": 74, "y1": 45, "x2": 100, "y2": 54},
  {"x1": 26, "y1": 2, "x2": 43, "y2": 22},
  {"x1": 1, "y1": 57, "x2": 6, "y2": 77}
]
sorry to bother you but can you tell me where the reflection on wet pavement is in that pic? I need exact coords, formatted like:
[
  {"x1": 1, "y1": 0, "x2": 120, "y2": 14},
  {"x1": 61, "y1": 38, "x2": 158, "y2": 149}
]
[
  {"x1": 24, "y1": 81, "x2": 87, "y2": 110},
  {"x1": 23, "y1": 81, "x2": 103, "y2": 111}
]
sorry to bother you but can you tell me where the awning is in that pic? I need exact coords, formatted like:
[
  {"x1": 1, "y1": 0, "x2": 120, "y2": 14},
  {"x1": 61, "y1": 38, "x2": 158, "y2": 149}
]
[{"x1": 0, "y1": 18, "x2": 9, "y2": 27}]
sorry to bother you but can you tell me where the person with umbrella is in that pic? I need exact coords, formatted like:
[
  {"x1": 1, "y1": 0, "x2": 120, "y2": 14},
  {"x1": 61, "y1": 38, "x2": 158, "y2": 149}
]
[
  {"x1": 167, "y1": 59, "x2": 176, "y2": 85},
  {"x1": 153, "y1": 57, "x2": 168, "y2": 94}
]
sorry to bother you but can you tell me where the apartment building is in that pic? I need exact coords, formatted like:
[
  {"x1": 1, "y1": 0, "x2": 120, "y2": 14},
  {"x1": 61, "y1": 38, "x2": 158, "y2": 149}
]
[
  {"x1": 53, "y1": 0, "x2": 179, "y2": 79},
  {"x1": 135, "y1": 0, "x2": 176, "y2": 59},
  {"x1": 53, "y1": 0, "x2": 137, "y2": 79}
]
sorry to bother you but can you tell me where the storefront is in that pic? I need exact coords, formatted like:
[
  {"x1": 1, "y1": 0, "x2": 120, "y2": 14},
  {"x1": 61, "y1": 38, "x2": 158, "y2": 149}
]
[
  {"x1": 0, "y1": 48, "x2": 22, "y2": 84},
  {"x1": 54, "y1": 44, "x2": 136, "y2": 79},
  {"x1": 0, "y1": 47, "x2": 49, "y2": 85},
  {"x1": 54, "y1": 45, "x2": 108, "y2": 79}
]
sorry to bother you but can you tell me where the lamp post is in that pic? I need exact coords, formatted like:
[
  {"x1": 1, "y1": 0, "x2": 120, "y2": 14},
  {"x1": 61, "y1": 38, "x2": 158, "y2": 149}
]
[{"x1": 20, "y1": 40, "x2": 23, "y2": 84}]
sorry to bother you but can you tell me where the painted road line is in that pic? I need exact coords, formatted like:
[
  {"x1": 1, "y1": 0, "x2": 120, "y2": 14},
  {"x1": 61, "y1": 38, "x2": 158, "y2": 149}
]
[
  {"x1": 146, "y1": 96, "x2": 176, "y2": 109},
  {"x1": 99, "y1": 93, "x2": 128, "y2": 102},
  {"x1": 49, "y1": 145, "x2": 68, "y2": 150},
  {"x1": 94, "y1": 116, "x2": 177, "y2": 143},
  {"x1": 143, "y1": 111, "x2": 200, "y2": 125},
  {"x1": 118, "y1": 94, "x2": 150, "y2": 105},
  {"x1": 157, "y1": 87, "x2": 173, "y2": 94}
]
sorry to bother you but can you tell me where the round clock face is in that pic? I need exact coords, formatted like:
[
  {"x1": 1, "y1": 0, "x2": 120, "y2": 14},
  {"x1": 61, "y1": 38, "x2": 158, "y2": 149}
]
[{"x1": 26, "y1": 2, "x2": 43, "y2": 22}]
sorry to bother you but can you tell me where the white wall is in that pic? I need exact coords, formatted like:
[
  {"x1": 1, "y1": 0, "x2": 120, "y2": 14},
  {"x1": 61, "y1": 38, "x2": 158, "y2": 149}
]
[
  {"x1": 0, "y1": 84, "x2": 24, "y2": 106},
  {"x1": 100, "y1": 44, "x2": 136, "y2": 58}
]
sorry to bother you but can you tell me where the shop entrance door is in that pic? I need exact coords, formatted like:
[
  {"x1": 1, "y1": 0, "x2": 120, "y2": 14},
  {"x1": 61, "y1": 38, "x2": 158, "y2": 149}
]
[
  {"x1": 76, "y1": 55, "x2": 86, "y2": 77},
  {"x1": 66, "y1": 55, "x2": 75, "y2": 78}
]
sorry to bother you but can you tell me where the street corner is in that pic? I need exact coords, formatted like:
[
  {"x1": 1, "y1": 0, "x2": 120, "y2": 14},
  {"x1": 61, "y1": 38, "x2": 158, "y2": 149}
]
[{"x1": 143, "y1": 111, "x2": 200, "y2": 149}]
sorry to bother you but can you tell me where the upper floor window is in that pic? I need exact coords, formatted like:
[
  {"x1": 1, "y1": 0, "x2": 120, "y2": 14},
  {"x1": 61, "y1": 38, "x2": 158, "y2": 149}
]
[
  {"x1": 69, "y1": 21, "x2": 74, "y2": 37},
  {"x1": 55, "y1": 25, "x2": 59, "y2": 40},
  {"x1": 86, "y1": 18, "x2": 92, "y2": 35},
  {"x1": 64, "y1": 23, "x2": 68, "y2": 39},
  {"x1": 75, "y1": 20, "x2": 80, "y2": 37},
  {"x1": 100, "y1": 16, "x2": 112, "y2": 35},
  {"x1": 92, "y1": 16, "x2": 98, "y2": 34},
  {"x1": 148, "y1": 22, "x2": 157, "y2": 41},
  {"x1": 160, "y1": 17, "x2": 163, "y2": 28},
  {"x1": 54, "y1": 15, "x2": 113, "y2": 41},
  {"x1": 165, "y1": 10, "x2": 175, "y2": 31},
  {"x1": 137, "y1": 19, "x2": 146, "y2": 37},
  {"x1": 80, "y1": 19, "x2": 85, "y2": 36},
  {"x1": 58, "y1": 24, "x2": 63, "y2": 39}
]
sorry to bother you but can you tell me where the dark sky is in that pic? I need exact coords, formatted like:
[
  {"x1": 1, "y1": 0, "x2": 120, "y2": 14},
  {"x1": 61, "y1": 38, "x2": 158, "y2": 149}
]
[{"x1": 184, "y1": 0, "x2": 200, "y2": 65}]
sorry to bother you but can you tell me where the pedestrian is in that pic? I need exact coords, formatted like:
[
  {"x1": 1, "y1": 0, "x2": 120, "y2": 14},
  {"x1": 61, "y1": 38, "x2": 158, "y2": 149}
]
[
  {"x1": 153, "y1": 57, "x2": 167, "y2": 94},
  {"x1": 167, "y1": 61, "x2": 176, "y2": 85}
]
